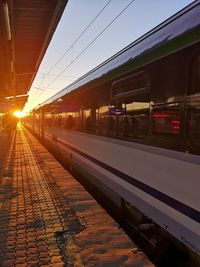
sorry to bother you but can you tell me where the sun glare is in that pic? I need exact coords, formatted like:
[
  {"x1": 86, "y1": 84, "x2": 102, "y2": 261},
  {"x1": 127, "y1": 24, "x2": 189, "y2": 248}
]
[{"x1": 13, "y1": 110, "x2": 25, "y2": 118}]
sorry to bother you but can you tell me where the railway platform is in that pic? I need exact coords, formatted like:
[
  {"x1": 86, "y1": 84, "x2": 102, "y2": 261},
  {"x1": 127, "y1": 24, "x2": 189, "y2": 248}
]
[{"x1": 0, "y1": 123, "x2": 154, "y2": 267}]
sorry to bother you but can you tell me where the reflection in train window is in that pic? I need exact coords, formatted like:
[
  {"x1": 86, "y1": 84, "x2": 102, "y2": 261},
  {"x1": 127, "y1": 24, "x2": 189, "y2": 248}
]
[
  {"x1": 83, "y1": 109, "x2": 92, "y2": 131},
  {"x1": 187, "y1": 52, "x2": 200, "y2": 146},
  {"x1": 111, "y1": 71, "x2": 150, "y2": 139},
  {"x1": 125, "y1": 101, "x2": 150, "y2": 139},
  {"x1": 153, "y1": 110, "x2": 180, "y2": 136},
  {"x1": 96, "y1": 106, "x2": 110, "y2": 135}
]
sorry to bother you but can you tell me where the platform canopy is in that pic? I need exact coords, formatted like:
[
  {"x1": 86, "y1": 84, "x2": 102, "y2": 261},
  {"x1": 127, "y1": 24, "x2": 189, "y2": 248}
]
[{"x1": 0, "y1": 0, "x2": 68, "y2": 110}]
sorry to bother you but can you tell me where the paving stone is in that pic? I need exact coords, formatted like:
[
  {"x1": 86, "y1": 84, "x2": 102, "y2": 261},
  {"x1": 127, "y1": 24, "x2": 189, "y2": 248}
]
[
  {"x1": 48, "y1": 244, "x2": 59, "y2": 251},
  {"x1": 3, "y1": 252, "x2": 15, "y2": 260},
  {"x1": 4, "y1": 247, "x2": 15, "y2": 254},
  {"x1": 27, "y1": 247, "x2": 38, "y2": 255},
  {"x1": 49, "y1": 250, "x2": 60, "y2": 257},
  {"x1": 37, "y1": 240, "x2": 47, "y2": 247},
  {"x1": 15, "y1": 257, "x2": 27, "y2": 265},
  {"x1": 38, "y1": 259, "x2": 51, "y2": 266},
  {"x1": 51, "y1": 255, "x2": 63, "y2": 263},
  {"x1": 38, "y1": 251, "x2": 51, "y2": 260},
  {"x1": 51, "y1": 263, "x2": 65, "y2": 267},
  {"x1": 27, "y1": 242, "x2": 37, "y2": 249},
  {"x1": 27, "y1": 254, "x2": 39, "y2": 262},
  {"x1": 16, "y1": 264, "x2": 28, "y2": 267},
  {"x1": 17, "y1": 229, "x2": 26, "y2": 235},
  {"x1": 38, "y1": 245, "x2": 49, "y2": 253},
  {"x1": 2, "y1": 259, "x2": 15, "y2": 267},
  {"x1": 6, "y1": 240, "x2": 16, "y2": 248},
  {"x1": 27, "y1": 261, "x2": 40, "y2": 267},
  {"x1": 15, "y1": 244, "x2": 27, "y2": 251},
  {"x1": 15, "y1": 250, "x2": 27, "y2": 258}
]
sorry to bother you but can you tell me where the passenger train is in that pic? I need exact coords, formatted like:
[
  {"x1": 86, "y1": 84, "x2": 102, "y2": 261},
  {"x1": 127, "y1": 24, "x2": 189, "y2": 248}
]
[{"x1": 26, "y1": 1, "x2": 200, "y2": 265}]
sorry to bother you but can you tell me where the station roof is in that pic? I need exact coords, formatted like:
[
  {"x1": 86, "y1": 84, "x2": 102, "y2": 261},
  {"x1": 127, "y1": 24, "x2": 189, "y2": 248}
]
[{"x1": 0, "y1": 0, "x2": 68, "y2": 109}]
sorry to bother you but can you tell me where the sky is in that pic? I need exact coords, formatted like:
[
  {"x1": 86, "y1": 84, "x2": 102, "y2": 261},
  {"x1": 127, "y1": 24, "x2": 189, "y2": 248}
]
[{"x1": 23, "y1": 0, "x2": 195, "y2": 113}]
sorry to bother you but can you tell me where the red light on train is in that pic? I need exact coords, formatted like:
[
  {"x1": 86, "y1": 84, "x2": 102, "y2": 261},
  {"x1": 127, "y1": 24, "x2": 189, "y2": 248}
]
[
  {"x1": 152, "y1": 113, "x2": 170, "y2": 118},
  {"x1": 173, "y1": 125, "x2": 180, "y2": 130},
  {"x1": 171, "y1": 120, "x2": 180, "y2": 124}
]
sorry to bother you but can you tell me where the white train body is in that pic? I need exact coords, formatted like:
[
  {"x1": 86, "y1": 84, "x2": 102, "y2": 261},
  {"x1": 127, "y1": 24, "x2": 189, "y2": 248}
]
[{"x1": 41, "y1": 127, "x2": 200, "y2": 256}]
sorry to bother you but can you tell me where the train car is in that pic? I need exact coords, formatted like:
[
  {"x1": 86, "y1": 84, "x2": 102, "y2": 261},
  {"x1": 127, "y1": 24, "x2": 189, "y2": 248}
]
[{"x1": 26, "y1": 1, "x2": 200, "y2": 265}]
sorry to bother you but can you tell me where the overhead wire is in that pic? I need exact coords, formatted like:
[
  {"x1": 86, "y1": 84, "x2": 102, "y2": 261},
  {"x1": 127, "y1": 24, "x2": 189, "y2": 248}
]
[
  {"x1": 44, "y1": 0, "x2": 136, "y2": 90},
  {"x1": 39, "y1": 73, "x2": 79, "y2": 78},
  {"x1": 45, "y1": 0, "x2": 113, "y2": 76},
  {"x1": 28, "y1": 0, "x2": 136, "y2": 111},
  {"x1": 27, "y1": 0, "x2": 112, "y2": 110}
]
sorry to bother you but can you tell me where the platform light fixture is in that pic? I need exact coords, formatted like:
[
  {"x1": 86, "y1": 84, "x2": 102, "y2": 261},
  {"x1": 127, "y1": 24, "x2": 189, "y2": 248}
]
[{"x1": 3, "y1": 2, "x2": 12, "y2": 40}]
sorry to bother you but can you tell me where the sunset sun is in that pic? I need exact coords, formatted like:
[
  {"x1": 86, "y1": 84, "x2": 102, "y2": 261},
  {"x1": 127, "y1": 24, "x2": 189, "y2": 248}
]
[{"x1": 13, "y1": 110, "x2": 25, "y2": 118}]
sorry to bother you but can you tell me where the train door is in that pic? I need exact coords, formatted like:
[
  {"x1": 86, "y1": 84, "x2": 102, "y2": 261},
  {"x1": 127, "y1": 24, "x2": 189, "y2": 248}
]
[{"x1": 111, "y1": 71, "x2": 150, "y2": 140}]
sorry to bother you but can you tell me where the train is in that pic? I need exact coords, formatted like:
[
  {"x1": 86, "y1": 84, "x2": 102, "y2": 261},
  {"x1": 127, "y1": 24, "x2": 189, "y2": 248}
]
[{"x1": 25, "y1": 1, "x2": 200, "y2": 265}]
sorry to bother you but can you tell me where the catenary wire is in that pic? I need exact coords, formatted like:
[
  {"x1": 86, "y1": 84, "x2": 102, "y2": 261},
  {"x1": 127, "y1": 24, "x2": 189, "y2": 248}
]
[
  {"x1": 27, "y1": 0, "x2": 136, "y2": 111},
  {"x1": 27, "y1": 0, "x2": 113, "y2": 110},
  {"x1": 44, "y1": 0, "x2": 136, "y2": 90},
  {"x1": 44, "y1": 0, "x2": 112, "y2": 76}
]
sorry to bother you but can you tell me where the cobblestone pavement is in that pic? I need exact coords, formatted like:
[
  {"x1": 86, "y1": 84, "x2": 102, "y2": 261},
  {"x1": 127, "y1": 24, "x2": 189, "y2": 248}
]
[
  {"x1": 0, "y1": 124, "x2": 154, "y2": 267},
  {"x1": 0, "y1": 126, "x2": 69, "y2": 266},
  {"x1": 0, "y1": 130, "x2": 10, "y2": 173}
]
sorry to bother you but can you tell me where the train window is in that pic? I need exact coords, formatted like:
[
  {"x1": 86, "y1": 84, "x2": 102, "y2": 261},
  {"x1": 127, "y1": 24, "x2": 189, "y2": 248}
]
[
  {"x1": 44, "y1": 113, "x2": 53, "y2": 128},
  {"x1": 187, "y1": 52, "x2": 200, "y2": 147},
  {"x1": 83, "y1": 109, "x2": 92, "y2": 131},
  {"x1": 96, "y1": 106, "x2": 110, "y2": 135},
  {"x1": 125, "y1": 101, "x2": 150, "y2": 138},
  {"x1": 111, "y1": 72, "x2": 149, "y2": 100},
  {"x1": 73, "y1": 111, "x2": 82, "y2": 130},
  {"x1": 64, "y1": 114, "x2": 75, "y2": 130},
  {"x1": 111, "y1": 71, "x2": 150, "y2": 139}
]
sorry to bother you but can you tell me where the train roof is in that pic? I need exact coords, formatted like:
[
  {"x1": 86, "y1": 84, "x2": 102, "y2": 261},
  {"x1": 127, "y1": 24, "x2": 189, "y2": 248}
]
[{"x1": 40, "y1": 0, "x2": 200, "y2": 108}]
